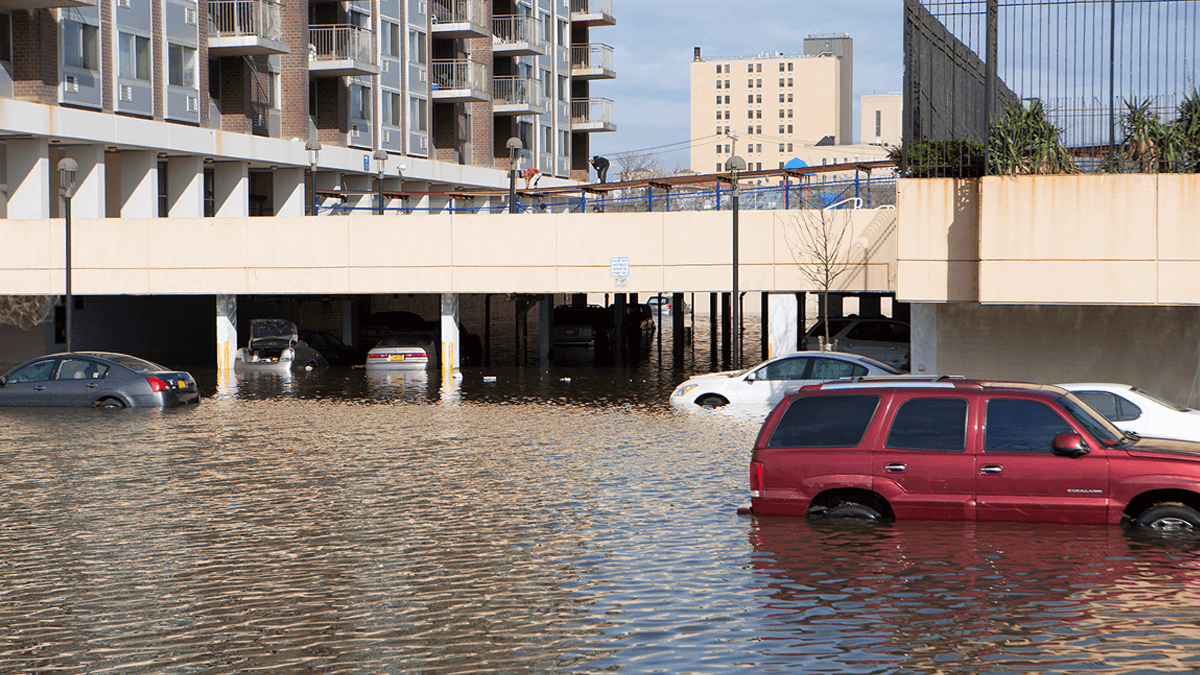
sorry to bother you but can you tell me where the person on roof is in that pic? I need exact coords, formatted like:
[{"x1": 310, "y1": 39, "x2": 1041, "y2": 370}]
[{"x1": 589, "y1": 156, "x2": 610, "y2": 184}]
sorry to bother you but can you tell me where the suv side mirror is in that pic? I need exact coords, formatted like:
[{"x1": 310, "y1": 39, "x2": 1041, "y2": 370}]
[{"x1": 1052, "y1": 432, "x2": 1089, "y2": 458}]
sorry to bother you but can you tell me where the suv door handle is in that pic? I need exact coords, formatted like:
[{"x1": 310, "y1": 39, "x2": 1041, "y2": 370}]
[
  {"x1": 884, "y1": 462, "x2": 907, "y2": 473},
  {"x1": 980, "y1": 465, "x2": 1003, "y2": 475},
  {"x1": 34, "y1": 386, "x2": 46, "y2": 391},
  {"x1": 86, "y1": 383, "x2": 99, "y2": 388}
]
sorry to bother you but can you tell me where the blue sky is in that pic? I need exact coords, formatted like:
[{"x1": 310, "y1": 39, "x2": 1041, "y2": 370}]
[{"x1": 588, "y1": 0, "x2": 905, "y2": 171}]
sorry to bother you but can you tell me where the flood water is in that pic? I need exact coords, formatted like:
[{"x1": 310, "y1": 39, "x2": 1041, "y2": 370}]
[{"x1": 5, "y1": 361, "x2": 1200, "y2": 674}]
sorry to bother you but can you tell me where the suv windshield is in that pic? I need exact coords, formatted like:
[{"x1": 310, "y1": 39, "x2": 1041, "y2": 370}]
[{"x1": 1058, "y1": 394, "x2": 1124, "y2": 446}]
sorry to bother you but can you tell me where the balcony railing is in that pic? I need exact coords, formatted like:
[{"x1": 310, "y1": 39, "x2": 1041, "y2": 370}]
[
  {"x1": 569, "y1": 0, "x2": 614, "y2": 26},
  {"x1": 431, "y1": 59, "x2": 489, "y2": 101},
  {"x1": 492, "y1": 76, "x2": 546, "y2": 114},
  {"x1": 309, "y1": 24, "x2": 375, "y2": 67},
  {"x1": 571, "y1": 97, "x2": 615, "y2": 132},
  {"x1": 209, "y1": 0, "x2": 282, "y2": 40},
  {"x1": 570, "y1": 43, "x2": 614, "y2": 78},
  {"x1": 492, "y1": 15, "x2": 547, "y2": 55},
  {"x1": 431, "y1": 0, "x2": 488, "y2": 37}
]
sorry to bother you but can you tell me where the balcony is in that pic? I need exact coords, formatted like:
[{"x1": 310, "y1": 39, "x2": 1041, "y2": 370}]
[
  {"x1": 0, "y1": 0, "x2": 89, "y2": 8},
  {"x1": 308, "y1": 25, "x2": 379, "y2": 77},
  {"x1": 208, "y1": 0, "x2": 289, "y2": 56},
  {"x1": 492, "y1": 15, "x2": 547, "y2": 57},
  {"x1": 492, "y1": 76, "x2": 547, "y2": 116},
  {"x1": 570, "y1": 43, "x2": 614, "y2": 80},
  {"x1": 431, "y1": 59, "x2": 489, "y2": 103},
  {"x1": 570, "y1": 0, "x2": 614, "y2": 27},
  {"x1": 571, "y1": 97, "x2": 615, "y2": 133},
  {"x1": 431, "y1": 0, "x2": 488, "y2": 39}
]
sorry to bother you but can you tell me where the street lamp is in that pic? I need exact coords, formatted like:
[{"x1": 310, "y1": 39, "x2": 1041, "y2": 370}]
[
  {"x1": 305, "y1": 139, "x2": 321, "y2": 216},
  {"x1": 506, "y1": 137, "x2": 523, "y2": 214},
  {"x1": 373, "y1": 148, "x2": 388, "y2": 216},
  {"x1": 396, "y1": 163, "x2": 407, "y2": 214},
  {"x1": 57, "y1": 157, "x2": 78, "y2": 353},
  {"x1": 724, "y1": 154, "x2": 747, "y2": 369}
]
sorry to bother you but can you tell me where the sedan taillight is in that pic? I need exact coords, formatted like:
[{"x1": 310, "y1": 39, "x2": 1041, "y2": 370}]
[
  {"x1": 750, "y1": 460, "x2": 764, "y2": 498},
  {"x1": 146, "y1": 377, "x2": 169, "y2": 392}
]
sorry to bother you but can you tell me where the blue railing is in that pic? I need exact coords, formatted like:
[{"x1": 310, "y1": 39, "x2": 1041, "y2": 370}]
[{"x1": 314, "y1": 176, "x2": 897, "y2": 216}]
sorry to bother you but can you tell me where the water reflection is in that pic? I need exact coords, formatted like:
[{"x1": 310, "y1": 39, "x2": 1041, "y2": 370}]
[{"x1": 4, "y1": 369, "x2": 1200, "y2": 673}]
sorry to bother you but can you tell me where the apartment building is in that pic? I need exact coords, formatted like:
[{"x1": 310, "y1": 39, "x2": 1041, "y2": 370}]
[
  {"x1": 0, "y1": 0, "x2": 615, "y2": 219},
  {"x1": 860, "y1": 93, "x2": 901, "y2": 148},
  {"x1": 688, "y1": 35, "x2": 855, "y2": 175}
]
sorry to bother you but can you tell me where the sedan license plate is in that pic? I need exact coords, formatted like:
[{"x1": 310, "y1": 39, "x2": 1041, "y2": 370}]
[
  {"x1": 176, "y1": 380, "x2": 186, "y2": 389},
  {"x1": 389, "y1": 354, "x2": 407, "y2": 361}
]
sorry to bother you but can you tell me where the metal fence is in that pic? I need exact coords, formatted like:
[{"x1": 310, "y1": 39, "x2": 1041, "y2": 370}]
[{"x1": 904, "y1": 0, "x2": 1200, "y2": 175}]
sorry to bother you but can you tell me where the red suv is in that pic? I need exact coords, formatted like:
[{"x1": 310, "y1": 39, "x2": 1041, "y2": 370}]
[{"x1": 749, "y1": 378, "x2": 1200, "y2": 531}]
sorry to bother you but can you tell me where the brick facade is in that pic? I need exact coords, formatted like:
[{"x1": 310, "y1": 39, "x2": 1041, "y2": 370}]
[{"x1": 12, "y1": 10, "x2": 58, "y2": 104}]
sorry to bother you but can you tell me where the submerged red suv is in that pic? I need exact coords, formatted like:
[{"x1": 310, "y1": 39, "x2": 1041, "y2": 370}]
[{"x1": 749, "y1": 378, "x2": 1200, "y2": 532}]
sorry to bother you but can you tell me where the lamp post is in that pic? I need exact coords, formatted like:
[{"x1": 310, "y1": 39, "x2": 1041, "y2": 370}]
[
  {"x1": 506, "y1": 137, "x2": 523, "y2": 214},
  {"x1": 724, "y1": 155, "x2": 747, "y2": 369},
  {"x1": 306, "y1": 139, "x2": 321, "y2": 216},
  {"x1": 396, "y1": 162, "x2": 407, "y2": 214},
  {"x1": 373, "y1": 148, "x2": 388, "y2": 215},
  {"x1": 57, "y1": 157, "x2": 78, "y2": 353}
]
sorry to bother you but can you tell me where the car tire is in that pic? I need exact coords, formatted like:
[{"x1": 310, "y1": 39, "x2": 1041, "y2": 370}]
[
  {"x1": 695, "y1": 394, "x2": 729, "y2": 408},
  {"x1": 824, "y1": 503, "x2": 882, "y2": 521},
  {"x1": 1135, "y1": 504, "x2": 1200, "y2": 533},
  {"x1": 95, "y1": 398, "x2": 126, "y2": 410}
]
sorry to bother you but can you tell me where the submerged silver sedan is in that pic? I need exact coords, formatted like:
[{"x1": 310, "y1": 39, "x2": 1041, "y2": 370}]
[{"x1": 0, "y1": 351, "x2": 200, "y2": 408}]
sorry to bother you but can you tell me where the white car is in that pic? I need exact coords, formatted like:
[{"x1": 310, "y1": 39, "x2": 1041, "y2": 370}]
[
  {"x1": 1058, "y1": 383, "x2": 1200, "y2": 442},
  {"x1": 365, "y1": 333, "x2": 436, "y2": 371},
  {"x1": 670, "y1": 351, "x2": 902, "y2": 409},
  {"x1": 802, "y1": 317, "x2": 910, "y2": 372}
]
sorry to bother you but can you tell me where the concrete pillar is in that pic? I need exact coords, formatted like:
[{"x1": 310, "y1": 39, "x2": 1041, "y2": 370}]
[
  {"x1": 341, "y1": 299, "x2": 356, "y2": 348},
  {"x1": 859, "y1": 293, "x2": 883, "y2": 317},
  {"x1": 440, "y1": 293, "x2": 460, "y2": 373},
  {"x1": 119, "y1": 150, "x2": 158, "y2": 218},
  {"x1": 7, "y1": 138, "x2": 50, "y2": 219},
  {"x1": 539, "y1": 294, "x2": 551, "y2": 368},
  {"x1": 167, "y1": 156, "x2": 205, "y2": 218},
  {"x1": 768, "y1": 293, "x2": 799, "y2": 359},
  {"x1": 274, "y1": 168, "x2": 306, "y2": 216},
  {"x1": 911, "y1": 303, "x2": 938, "y2": 375},
  {"x1": 672, "y1": 291, "x2": 685, "y2": 368},
  {"x1": 214, "y1": 161, "x2": 250, "y2": 217},
  {"x1": 60, "y1": 145, "x2": 106, "y2": 219},
  {"x1": 216, "y1": 294, "x2": 238, "y2": 393}
]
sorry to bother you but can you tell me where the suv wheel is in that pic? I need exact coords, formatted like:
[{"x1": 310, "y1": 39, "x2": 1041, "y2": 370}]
[
  {"x1": 1136, "y1": 504, "x2": 1200, "y2": 532},
  {"x1": 824, "y1": 503, "x2": 881, "y2": 521}
]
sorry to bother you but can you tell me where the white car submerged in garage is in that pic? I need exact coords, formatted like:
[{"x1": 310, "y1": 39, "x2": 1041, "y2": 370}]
[
  {"x1": 670, "y1": 351, "x2": 901, "y2": 410},
  {"x1": 234, "y1": 319, "x2": 328, "y2": 373},
  {"x1": 1057, "y1": 382, "x2": 1200, "y2": 443}
]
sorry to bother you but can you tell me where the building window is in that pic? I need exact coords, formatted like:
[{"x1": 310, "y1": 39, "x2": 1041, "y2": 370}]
[
  {"x1": 788, "y1": 62, "x2": 793, "y2": 71},
  {"x1": 168, "y1": 44, "x2": 196, "y2": 88},
  {"x1": 409, "y1": 30, "x2": 427, "y2": 65},
  {"x1": 717, "y1": 163, "x2": 722, "y2": 171},
  {"x1": 756, "y1": 125, "x2": 761, "y2": 133},
  {"x1": 747, "y1": 78, "x2": 753, "y2": 87},
  {"x1": 724, "y1": 95, "x2": 729, "y2": 104},
  {"x1": 779, "y1": 62, "x2": 785, "y2": 72},
  {"x1": 724, "y1": 110, "x2": 729, "y2": 119},
  {"x1": 779, "y1": 109, "x2": 784, "y2": 118},
  {"x1": 724, "y1": 125, "x2": 729, "y2": 134},
  {"x1": 118, "y1": 33, "x2": 150, "y2": 80},
  {"x1": 409, "y1": 96, "x2": 427, "y2": 132},
  {"x1": 558, "y1": 75, "x2": 568, "y2": 102},
  {"x1": 779, "y1": 144, "x2": 784, "y2": 152},
  {"x1": 384, "y1": 21, "x2": 400, "y2": 58},
  {"x1": 717, "y1": 80, "x2": 722, "y2": 89},
  {"x1": 715, "y1": 64, "x2": 721, "y2": 74},
  {"x1": 747, "y1": 125, "x2": 752, "y2": 134},
  {"x1": 158, "y1": 161, "x2": 168, "y2": 217},
  {"x1": 716, "y1": 126, "x2": 721, "y2": 135},
  {"x1": 716, "y1": 111, "x2": 722, "y2": 120},
  {"x1": 747, "y1": 144, "x2": 753, "y2": 153},
  {"x1": 755, "y1": 110, "x2": 761, "y2": 119},
  {"x1": 787, "y1": 78, "x2": 793, "y2": 86},
  {"x1": 787, "y1": 143, "x2": 793, "y2": 151},
  {"x1": 63, "y1": 21, "x2": 99, "y2": 70},
  {"x1": 756, "y1": 144, "x2": 761, "y2": 152},
  {"x1": 542, "y1": 69, "x2": 552, "y2": 99},
  {"x1": 724, "y1": 79, "x2": 729, "y2": 88},
  {"x1": 787, "y1": 109, "x2": 793, "y2": 118},
  {"x1": 559, "y1": 129, "x2": 570, "y2": 156},
  {"x1": 384, "y1": 91, "x2": 401, "y2": 126},
  {"x1": 747, "y1": 109, "x2": 752, "y2": 118},
  {"x1": 875, "y1": 110, "x2": 882, "y2": 136},
  {"x1": 747, "y1": 63, "x2": 753, "y2": 72},
  {"x1": 778, "y1": 94, "x2": 784, "y2": 103},
  {"x1": 756, "y1": 79, "x2": 761, "y2": 88},
  {"x1": 778, "y1": 125, "x2": 784, "y2": 133},
  {"x1": 557, "y1": 20, "x2": 568, "y2": 47},
  {"x1": 788, "y1": 93, "x2": 793, "y2": 102},
  {"x1": 755, "y1": 94, "x2": 761, "y2": 103},
  {"x1": 0, "y1": 14, "x2": 11, "y2": 62},
  {"x1": 747, "y1": 94, "x2": 753, "y2": 103},
  {"x1": 351, "y1": 85, "x2": 370, "y2": 120},
  {"x1": 787, "y1": 125, "x2": 793, "y2": 133},
  {"x1": 756, "y1": 162, "x2": 761, "y2": 170},
  {"x1": 779, "y1": 78, "x2": 784, "y2": 87},
  {"x1": 756, "y1": 63, "x2": 761, "y2": 72},
  {"x1": 716, "y1": 96, "x2": 722, "y2": 104}
]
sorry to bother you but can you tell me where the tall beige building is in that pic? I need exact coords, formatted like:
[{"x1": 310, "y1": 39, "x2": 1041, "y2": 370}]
[
  {"x1": 860, "y1": 94, "x2": 903, "y2": 148},
  {"x1": 688, "y1": 34, "x2": 853, "y2": 175}
]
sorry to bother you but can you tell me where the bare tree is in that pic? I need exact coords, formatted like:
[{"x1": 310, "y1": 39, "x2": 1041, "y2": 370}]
[
  {"x1": 783, "y1": 209, "x2": 854, "y2": 350},
  {"x1": 611, "y1": 149, "x2": 664, "y2": 182}
]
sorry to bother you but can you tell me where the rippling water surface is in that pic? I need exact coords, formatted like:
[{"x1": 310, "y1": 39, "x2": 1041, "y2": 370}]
[{"x1": 4, "y1": 367, "x2": 1200, "y2": 674}]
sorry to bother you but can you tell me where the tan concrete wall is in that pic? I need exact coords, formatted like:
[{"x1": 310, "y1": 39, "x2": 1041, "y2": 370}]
[
  {"x1": 935, "y1": 303, "x2": 1200, "y2": 407},
  {"x1": 898, "y1": 174, "x2": 1200, "y2": 305},
  {"x1": 0, "y1": 208, "x2": 897, "y2": 296}
]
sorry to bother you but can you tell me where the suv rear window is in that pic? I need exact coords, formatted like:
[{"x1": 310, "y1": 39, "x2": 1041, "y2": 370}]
[
  {"x1": 768, "y1": 395, "x2": 879, "y2": 448},
  {"x1": 885, "y1": 397, "x2": 968, "y2": 452}
]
